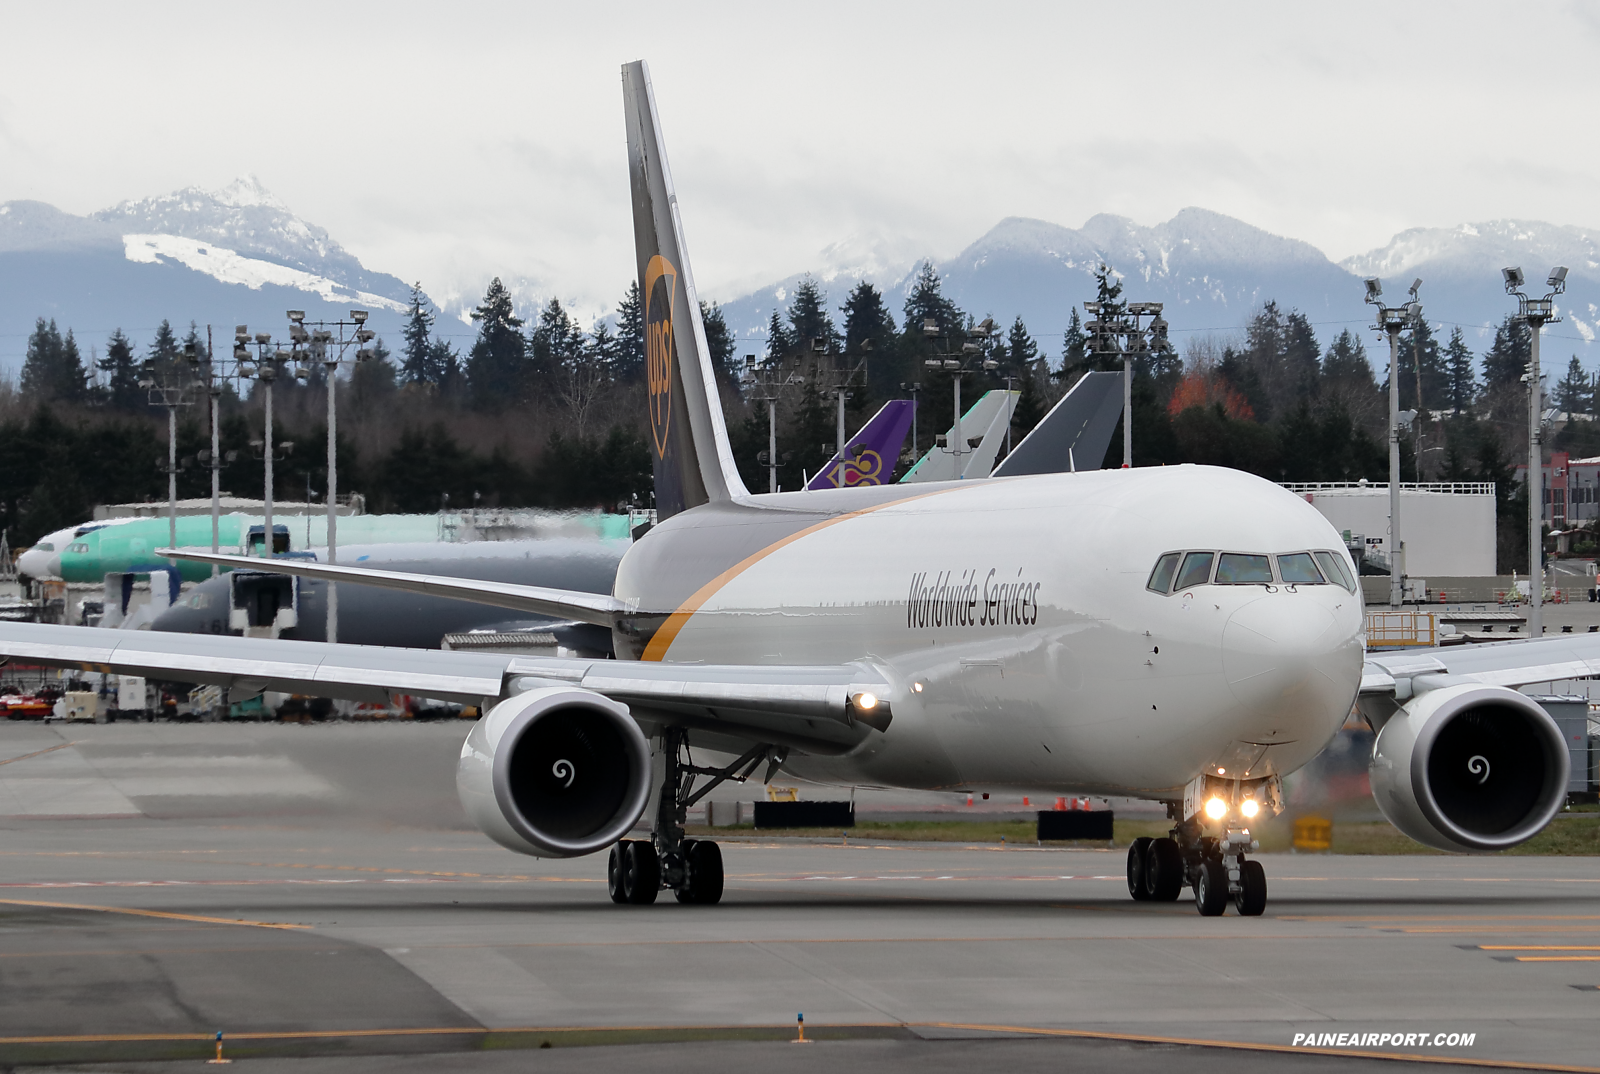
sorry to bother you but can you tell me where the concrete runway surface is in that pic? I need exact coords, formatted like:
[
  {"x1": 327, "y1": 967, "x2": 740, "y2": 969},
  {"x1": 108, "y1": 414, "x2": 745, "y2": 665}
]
[{"x1": 1, "y1": 721, "x2": 1597, "y2": 1073}]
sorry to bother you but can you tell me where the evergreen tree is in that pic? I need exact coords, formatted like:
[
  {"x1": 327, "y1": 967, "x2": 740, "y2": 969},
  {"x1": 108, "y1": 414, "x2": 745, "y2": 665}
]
[
  {"x1": 349, "y1": 336, "x2": 397, "y2": 411},
  {"x1": 840, "y1": 281, "x2": 896, "y2": 358},
  {"x1": 1481, "y1": 315, "x2": 1531, "y2": 390},
  {"x1": 20, "y1": 319, "x2": 88, "y2": 402},
  {"x1": 1397, "y1": 317, "x2": 1445, "y2": 413},
  {"x1": 147, "y1": 319, "x2": 180, "y2": 377},
  {"x1": 901, "y1": 262, "x2": 964, "y2": 339},
  {"x1": 400, "y1": 283, "x2": 436, "y2": 386},
  {"x1": 427, "y1": 339, "x2": 462, "y2": 396},
  {"x1": 1059, "y1": 307, "x2": 1087, "y2": 379},
  {"x1": 1556, "y1": 355, "x2": 1589, "y2": 416},
  {"x1": 787, "y1": 276, "x2": 836, "y2": 353},
  {"x1": 765, "y1": 310, "x2": 793, "y2": 361},
  {"x1": 466, "y1": 278, "x2": 526, "y2": 410},
  {"x1": 613, "y1": 281, "x2": 646, "y2": 382},
  {"x1": 1322, "y1": 329, "x2": 1373, "y2": 385},
  {"x1": 1442, "y1": 327, "x2": 1476, "y2": 412},
  {"x1": 1008, "y1": 316, "x2": 1046, "y2": 438},
  {"x1": 700, "y1": 301, "x2": 738, "y2": 385},
  {"x1": 528, "y1": 298, "x2": 586, "y2": 377},
  {"x1": 98, "y1": 328, "x2": 142, "y2": 411}
]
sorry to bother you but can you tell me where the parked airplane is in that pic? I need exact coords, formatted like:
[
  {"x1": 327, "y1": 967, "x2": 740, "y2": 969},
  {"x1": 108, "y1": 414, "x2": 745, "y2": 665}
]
[
  {"x1": 805, "y1": 400, "x2": 915, "y2": 490},
  {"x1": 0, "y1": 61, "x2": 1576, "y2": 918},
  {"x1": 901, "y1": 390, "x2": 1018, "y2": 482},
  {"x1": 153, "y1": 538, "x2": 623, "y2": 652}
]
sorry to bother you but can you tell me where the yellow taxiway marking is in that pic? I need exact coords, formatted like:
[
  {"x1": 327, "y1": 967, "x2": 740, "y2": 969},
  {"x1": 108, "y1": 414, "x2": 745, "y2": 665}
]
[
  {"x1": 0, "y1": 898, "x2": 308, "y2": 931},
  {"x1": 1480, "y1": 946, "x2": 1600, "y2": 951},
  {"x1": 2, "y1": 1022, "x2": 1595, "y2": 1072},
  {"x1": 0, "y1": 742, "x2": 75, "y2": 766},
  {"x1": 1508, "y1": 956, "x2": 1600, "y2": 962}
]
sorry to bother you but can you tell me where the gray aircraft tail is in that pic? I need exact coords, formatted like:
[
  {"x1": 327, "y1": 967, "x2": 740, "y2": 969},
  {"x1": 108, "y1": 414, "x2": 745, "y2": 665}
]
[
  {"x1": 622, "y1": 60, "x2": 749, "y2": 520},
  {"x1": 991, "y1": 370, "x2": 1127, "y2": 476}
]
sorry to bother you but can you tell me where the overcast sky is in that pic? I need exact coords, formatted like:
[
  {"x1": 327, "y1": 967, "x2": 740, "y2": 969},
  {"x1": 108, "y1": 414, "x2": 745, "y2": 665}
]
[{"x1": 3, "y1": 1, "x2": 1598, "y2": 316}]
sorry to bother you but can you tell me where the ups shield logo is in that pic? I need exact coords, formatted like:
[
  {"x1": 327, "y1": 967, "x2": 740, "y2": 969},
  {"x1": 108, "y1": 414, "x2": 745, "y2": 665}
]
[{"x1": 644, "y1": 255, "x2": 677, "y2": 459}]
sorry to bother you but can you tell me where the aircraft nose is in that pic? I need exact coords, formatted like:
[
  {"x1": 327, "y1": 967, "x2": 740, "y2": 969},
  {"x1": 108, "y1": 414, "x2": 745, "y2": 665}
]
[
  {"x1": 1222, "y1": 595, "x2": 1353, "y2": 717},
  {"x1": 16, "y1": 549, "x2": 58, "y2": 580}
]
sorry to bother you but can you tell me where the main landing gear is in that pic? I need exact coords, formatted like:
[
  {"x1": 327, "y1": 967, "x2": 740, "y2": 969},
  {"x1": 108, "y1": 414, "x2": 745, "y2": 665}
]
[
  {"x1": 607, "y1": 728, "x2": 777, "y2": 907},
  {"x1": 1127, "y1": 813, "x2": 1266, "y2": 916}
]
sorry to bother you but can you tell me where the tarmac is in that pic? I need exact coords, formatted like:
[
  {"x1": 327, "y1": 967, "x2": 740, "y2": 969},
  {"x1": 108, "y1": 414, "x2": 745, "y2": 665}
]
[{"x1": 1, "y1": 720, "x2": 1597, "y2": 1074}]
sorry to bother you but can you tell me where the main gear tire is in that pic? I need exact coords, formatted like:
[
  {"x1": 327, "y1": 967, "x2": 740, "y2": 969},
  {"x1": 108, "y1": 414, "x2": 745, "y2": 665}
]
[
  {"x1": 1146, "y1": 837, "x2": 1184, "y2": 902},
  {"x1": 675, "y1": 839, "x2": 725, "y2": 905},
  {"x1": 1126, "y1": 837, "x2": 1153, "y2": 901},
  {"x1": 622, "y1": 839, "x2": 660, "y2": 905},
  {"x1": 607, "y1": 841, "x2": 630, "y2": 904}
]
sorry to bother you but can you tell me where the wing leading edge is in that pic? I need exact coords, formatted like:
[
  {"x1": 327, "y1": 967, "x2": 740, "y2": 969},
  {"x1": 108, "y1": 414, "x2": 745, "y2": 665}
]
[{"x1": 0, "y1": 623, "x2": 888, "y2": 754}]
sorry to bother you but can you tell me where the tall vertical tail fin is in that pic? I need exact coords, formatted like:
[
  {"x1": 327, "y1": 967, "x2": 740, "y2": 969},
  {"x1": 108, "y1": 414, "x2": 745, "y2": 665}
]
[
  {"x1": 805, "y1": 400, "x2": 916, "y2": 490},
  {"x1": 622, "y1": 61, "x2": 748, "y2": 520}
]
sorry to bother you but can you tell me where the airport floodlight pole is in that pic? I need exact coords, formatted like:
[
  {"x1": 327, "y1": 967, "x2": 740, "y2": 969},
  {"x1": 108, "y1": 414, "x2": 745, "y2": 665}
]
[
  {"x1": 140, "y1": 345, "x2": 196, "y2": 553},
  {"x1": 900, "y1": 382, "x2": 922, "y2": 458},
  {"x1": 1083, "y1": 297, "x2": 1171, "y2": 470},
  {"x1": 206, "y1": 326, "x2": 221, "y2": 575},
  {"x1": 295, "y1": 309, "x2": 375, "y2": 643},
  {"x1": 1504, "y1": 265, "x2": 1567, "y2": 637},
  {"x1": 741, "y1": 355, "x2": 801, "y2": 493},
  {"x1": 234, "y1": 329, "x2": 289, "y2": 558},
  {"x1": 1365, "y1": 277, "x2": 1419, "y2": 609},
  {"x1": 923, "y1": 318, "x2": 999, "y2": 479}
]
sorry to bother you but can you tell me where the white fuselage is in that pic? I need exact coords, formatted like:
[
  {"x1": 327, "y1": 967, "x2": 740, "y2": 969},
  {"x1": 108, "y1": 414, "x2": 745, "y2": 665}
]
[{"x1": 615, "y1": 465, "x2": 1366, "y2": 799}]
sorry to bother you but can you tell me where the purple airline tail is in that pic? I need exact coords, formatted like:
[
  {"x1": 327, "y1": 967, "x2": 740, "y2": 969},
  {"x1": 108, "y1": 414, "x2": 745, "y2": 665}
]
[{"x1": 805, "y1": 400, "x2": 916, "y2": 491}]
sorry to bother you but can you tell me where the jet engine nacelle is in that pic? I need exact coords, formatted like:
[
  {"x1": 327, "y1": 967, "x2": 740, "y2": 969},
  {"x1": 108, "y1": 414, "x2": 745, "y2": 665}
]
[
  {"x1": 1369, "y1": 683, "x2": 1569, "y2": 852},
  {"x1": 457, "y1": 687, "x2": 651, "y2": 858}
]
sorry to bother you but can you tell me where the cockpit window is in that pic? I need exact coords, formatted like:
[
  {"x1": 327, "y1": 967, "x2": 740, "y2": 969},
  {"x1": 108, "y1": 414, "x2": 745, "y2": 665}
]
[
  {"x1": 1215, "y1": 553, "x2": 1273, "y2": 584},
  {"x1": 1173, "y1": 551, "x2": 1214, "y2": 590},
  {"x1": 1276, "y1": 552, "x2": 1324, "y2": 584},
  {"x1": 1314, "y1": 550, "x2": 1357, "y2": 592},
  {"x1": 35, "y1": 542, "x2": 54, "y2": 552},
  {"x1": 66, "y1": 542, "x2": 89, "y2": 554},
  {"x1": 1147, "y1": 552, "x2": 1181, "y2": 594}
]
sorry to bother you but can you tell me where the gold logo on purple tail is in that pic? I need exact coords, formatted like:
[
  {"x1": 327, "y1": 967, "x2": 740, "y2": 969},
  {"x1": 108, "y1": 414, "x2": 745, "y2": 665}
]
[{"x1": 644, "y1": 255, "x2": 677, "y2": 459}]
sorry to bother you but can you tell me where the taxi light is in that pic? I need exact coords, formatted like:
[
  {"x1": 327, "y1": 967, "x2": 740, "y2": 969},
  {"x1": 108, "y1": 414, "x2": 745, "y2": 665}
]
[
  {"x1": 854, "y1": 692, "x2": 879, "y2": 711},
  {"x1": 1240, "y1": 798, "x2": 1261, "y2": 819},
  {"x1": 1203, "y1": 797, "x2": 1228, "y2": 821}
]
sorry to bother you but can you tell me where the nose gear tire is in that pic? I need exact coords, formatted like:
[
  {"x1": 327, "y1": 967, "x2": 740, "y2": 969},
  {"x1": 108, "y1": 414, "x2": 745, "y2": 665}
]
[
  {"x1": 1127, "y1": 837, "x2": 1153, "y2": 900},
  {"x1": 1146, "y1": 837, "x2": 1184, "y2": 902},
  {"x1": 1235, "y1": 858, "x2": 1266, "y2": 916},
  {"x1": 1194, "y1": 859, "x2": 1228, "y2": 916}
]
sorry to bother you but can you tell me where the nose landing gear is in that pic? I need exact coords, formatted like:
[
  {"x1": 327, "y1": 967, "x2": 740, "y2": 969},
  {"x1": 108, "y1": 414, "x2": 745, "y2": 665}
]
[{"x1": 1128, "y1": 812, "x2": 1268, "y2": 916}]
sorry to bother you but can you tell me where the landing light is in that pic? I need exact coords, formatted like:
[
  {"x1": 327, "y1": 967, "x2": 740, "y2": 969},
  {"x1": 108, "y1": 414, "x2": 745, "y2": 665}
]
[
  {"x1": 854, "y1": 692, "x2": 879, "y2": 711},
  {"x1": 1203, "y1": 797, "x2": 1228, "y2": 821},
  {"x1": 1240, "y1": 799, "x2": 1261, "y2": 819},
  {"x1": 1216, "y1": 767, "x2": 1226, "y2": 775}
]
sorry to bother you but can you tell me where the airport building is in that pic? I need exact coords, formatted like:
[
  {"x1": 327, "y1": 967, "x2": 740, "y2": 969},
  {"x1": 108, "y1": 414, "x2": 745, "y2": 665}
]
[
  {"x1": 1514, "y1": 451, "x2": 1600, "y2": 527},
  {"x1": 1281, "y1": 481, "x2": 1496, "y2": 578}
]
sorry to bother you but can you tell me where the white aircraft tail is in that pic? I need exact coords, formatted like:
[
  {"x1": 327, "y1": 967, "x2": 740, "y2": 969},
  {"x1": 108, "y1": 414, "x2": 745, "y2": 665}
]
[{"x1": 900, "y1": 390, "x2": 1019, "y2": 483}]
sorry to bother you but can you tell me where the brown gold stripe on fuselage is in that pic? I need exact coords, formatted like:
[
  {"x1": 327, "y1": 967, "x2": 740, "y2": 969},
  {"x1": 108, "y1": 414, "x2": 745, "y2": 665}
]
[{"x1": 638, "y1": 486, "x2": 965, "y2": 662}]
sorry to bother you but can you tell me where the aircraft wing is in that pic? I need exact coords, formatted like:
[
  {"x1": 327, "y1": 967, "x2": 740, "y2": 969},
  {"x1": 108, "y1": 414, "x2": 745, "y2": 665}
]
[
  {"x1": 159, "y1": 549, "x2": 626, "y2": 627},
  {"x1": 0, "y1": 623, "x2": 889, "y2": 754},
  {"x1": 1360, "y1": 634, "x2": 1600, "y2": 695}
]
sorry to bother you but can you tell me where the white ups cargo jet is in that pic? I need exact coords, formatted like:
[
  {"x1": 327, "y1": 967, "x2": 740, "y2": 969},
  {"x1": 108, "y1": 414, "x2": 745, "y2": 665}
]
[{"x1": 0, "y1": 61, "x2": 1581, "y2": 915}]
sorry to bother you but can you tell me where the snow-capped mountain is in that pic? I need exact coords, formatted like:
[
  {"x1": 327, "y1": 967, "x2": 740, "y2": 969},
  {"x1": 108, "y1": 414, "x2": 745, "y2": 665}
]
[
  {"x1": 718, "y1": 210, "x2": 1600, "y2": 364},
  {"x1": 0, "y1": 178, "x2": 421, "y2": 375},
  {"x1": 1341, "y1": 221, "x2": 1600, "y2": 346}
]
